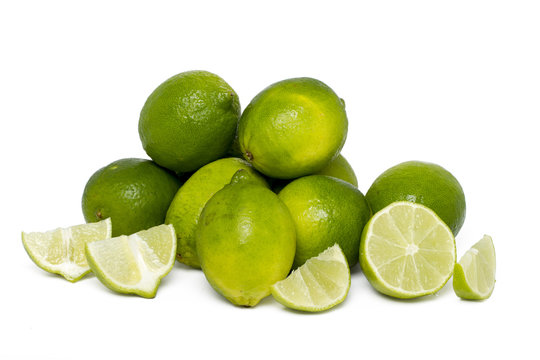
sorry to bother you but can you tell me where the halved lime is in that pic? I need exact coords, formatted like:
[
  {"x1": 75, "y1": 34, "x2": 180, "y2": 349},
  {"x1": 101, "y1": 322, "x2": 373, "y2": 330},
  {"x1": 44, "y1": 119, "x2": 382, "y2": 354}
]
[
  {"x1": 453, "y1": 235, "x2": 496, "y2": 300},
  {"x1": 271, "y1": 244, "x2": 350, "y2": 312},
  {"x1": 22, "y1": 218, "x2": 112, "y2": 282},
  {"x1": 85, "y1": 224, "x2": 176, "y2": 298},
  {"x1": 360, "y1": 201, "x2": 456, "y2": 298}
]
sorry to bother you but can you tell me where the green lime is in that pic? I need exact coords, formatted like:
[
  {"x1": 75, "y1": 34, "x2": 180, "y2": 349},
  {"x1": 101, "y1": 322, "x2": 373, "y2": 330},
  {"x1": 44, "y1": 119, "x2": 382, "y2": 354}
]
[
  {"x1": 453, "y1": 235, "x2": 496, "y2": 300},
  {"x1": 196, "y1": 181, "x2": 296, "y2": 307},
  {"x1": 270, "y1": 154, "x2": 358, "y2": 194},
  {"x1": 315, "y1": 154, "x2": 358, "y2": 187},
  {"x1": 238, "y1": 77, "x2": 348, "y2": 179},
  {"x1": 22, "y1": 218, "x2": 111, "y2": 282},
  {"x1": 165, "y1": 157, "x2": 267, "y2": 268},
  {"x1": 278, "y1": 175, "x2": 371, "y2": 268},
  {"x1": 271, "y1": 244, "x2": 350, "y2": 312},
  {"x1": 82, "y1": 158, "x2": 182, "y2": 237},
  {"x1": 360, "y1": 201, "x2": 456, "y2": 299},
  {"x1": 139, "y1": 70, "x2": 241, "y2": 173},
  {"x1": 366, "y1": 161, "x2": 466, "y2": 235},
  {"x1": 86, "y1": 224, "x2": 176, "y2": 298}
]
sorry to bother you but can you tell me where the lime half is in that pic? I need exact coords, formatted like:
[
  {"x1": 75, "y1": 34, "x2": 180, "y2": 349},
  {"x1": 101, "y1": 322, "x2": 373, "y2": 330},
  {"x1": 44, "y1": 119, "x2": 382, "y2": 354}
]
[
  {"x1": 85, "y1": 224, "x2": 176, "y2": 298},
  {"x1": 453, "y1": 235, "x2": 496, "y2": 300},
  {"x1": 22, "y1": 218, "x2": 112, "y2": 282},
  {"x1": 360, "y1": 201, "x2": 456, "y2": 298},
  {"x1": 271, "y1": 244, "x2": 350, "y2": 312}
]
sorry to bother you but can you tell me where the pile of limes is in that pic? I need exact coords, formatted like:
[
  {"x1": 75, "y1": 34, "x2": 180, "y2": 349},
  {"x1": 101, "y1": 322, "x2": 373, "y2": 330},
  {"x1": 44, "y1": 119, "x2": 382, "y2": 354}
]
[{"x1": 22, "y1": 70, "x2": 496, "y2": 311}]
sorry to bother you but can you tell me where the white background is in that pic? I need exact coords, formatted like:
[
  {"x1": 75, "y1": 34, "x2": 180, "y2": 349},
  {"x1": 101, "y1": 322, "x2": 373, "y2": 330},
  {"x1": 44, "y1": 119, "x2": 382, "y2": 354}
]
[{"x1": 1, "y1": 1, "x2": 539, "y2": 359}]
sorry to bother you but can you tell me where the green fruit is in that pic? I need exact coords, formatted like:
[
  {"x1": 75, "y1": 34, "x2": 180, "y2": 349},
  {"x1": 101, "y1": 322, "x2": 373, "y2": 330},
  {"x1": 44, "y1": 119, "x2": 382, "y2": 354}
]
[
  {"x1": 315, "y1": 154, "x2": 358, "y2": 187},
  {"x1": 139, "y1": 70, "x2": 241, "y2": 174},
  {"x1": 238, "y1": 77, "x2": 348, "y2": 179},
  {"x1": 22, "y1": 218, "x2": 112, "y2": 282},
  {"x1": 165, "y1": 157, "x2": 267, "y2": 268},
  {"x1": 453, "y1": 235, "x2": 496, "y2": 300},
  {"x1": 86, "y1": 224, "x2": 176, "y2": 298},
  {"x1": 270, "y1": 154, "x2": 357, "y2": 194},
  {"x1": 271, "y1": 244, "x2": 351, "y2": 312},
  {"x1": 366, "y1": 161, "x2": 466, "y2": 235},
  {"x1": 82, "y1": 158, "x2": 182, "y2": 237},
  {"x1": 196, "y1": 181, "x2": 296, "y2": 307},
  {"x1": 278, "y1": 175, "x2": 371, "y2": 268},
  {"x1": 360, "y1": 201, "x2": 456, "y2": 299}
]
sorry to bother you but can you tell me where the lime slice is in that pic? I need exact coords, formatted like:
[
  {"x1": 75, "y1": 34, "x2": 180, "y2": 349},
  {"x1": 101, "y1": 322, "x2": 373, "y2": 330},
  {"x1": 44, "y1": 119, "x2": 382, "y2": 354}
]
[
  {"x1": 271, "y1": 244, "x2": 350, "y2": 312},
  {"x1": 85, "y1": 224, "x2": 176, "y2": 298},
  {"x1": 360, "y1": 201, "x2": 456, "y2": 298},
  {"x1": 453, "y1": 235, "x2": 496, "y2": 300},
  {"x1": 22, "y1": 218, "x2": 112, "y2": 282}
]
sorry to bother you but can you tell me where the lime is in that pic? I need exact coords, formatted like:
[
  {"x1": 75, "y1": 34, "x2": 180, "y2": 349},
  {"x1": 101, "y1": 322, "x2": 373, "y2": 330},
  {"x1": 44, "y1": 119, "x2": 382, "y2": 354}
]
[
  {"x1": 315, "y1": 154, "x2": 358, "y2": 187},
  {"x1": 270, "y1": 154, "x2": 357, "y2": 194},
  {"x1": 139, "y1": 70, "x2": 241, "y2": 173},
  {"x1": 278, "y1": 175, "x2": 371, "y2": 268},
  {"x1": 238, "y1": 77, "x2": 348, "y2": 179},
  {"x1": 360, "y1": 201, "x2": 456, "y2": 298},
  {"x1": 366, "y1": 161, "x2": 466, "y2": 235},
  {"x1": 165, "y1": 157, "x2": 267, "y2": 268},
  {"x1": 85, "y1": 224, "x2": 176, "y2": 298},
  {"x1": 453, "y1": 235, "x2": 496, "y2": 300},
  {"x1": 271, "y1": 244, "x2": 350, "y2": 312},
  {"x1": 22, "y1": 218, "x2": 111, "y2": 282},
  {"x1": 82, "y1": 158, "x2": 182, "y2": 237},
  {"x1": 196, "y1": 181, "x2": 296, "y2": 307}
]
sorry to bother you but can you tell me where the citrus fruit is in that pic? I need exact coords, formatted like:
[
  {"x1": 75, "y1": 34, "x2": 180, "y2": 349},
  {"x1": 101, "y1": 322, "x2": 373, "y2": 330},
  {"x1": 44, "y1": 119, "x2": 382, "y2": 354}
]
[
  {"x1": 270, "y1": 154, "x2": 357, "y2": 193},
  {"x1": 82, "y1": 158, "x2": 181, "y2": 237},
  {"x1": 366, "y1": 161, "x2": 466, "y2": 235},
  {"x1": 315, "y1": 154, "x2": 358, "y2": 187},
  {"x1": 360, "y1": 201, "x2": 456, "y2": 299},
  {"x1": 85, "y1": 224, "x2": 176, "y2": 298},
  {"x1": 238, "y1": 77, "x2": 348, "y2": 179},
  {"x1": 22, "y1": 218, "x2": 111, "y2": 282},
  {"x1": 278, "y1": 175, "x2": 371, "y2": 268},
  {"x1": 453, "y1": 235, "x2": 496, "y2": 300},
  {"x1": 271, "y1": 244, "x2": 350, "y2": 312},
  {"x1": 196, "y1": 180, "x2": 296, "y2": 307},
  {"x1": 165, "y1": 157, "x2": 267, "y2": 268},
  {"x1": 139, "y1": 70, "x2": 241, "y2": 173}
]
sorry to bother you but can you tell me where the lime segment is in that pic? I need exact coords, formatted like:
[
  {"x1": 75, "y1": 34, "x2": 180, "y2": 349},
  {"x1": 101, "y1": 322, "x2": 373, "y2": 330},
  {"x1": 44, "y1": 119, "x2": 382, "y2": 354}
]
[
  {"x1": 360, "y1": 201, "x2": 456, "y2": 298},
  {"x1": 85, "y1": 224, "x2": 176, "y2": 298},
  {"x1": 271, "y1": 244, "x2": 350, "y2": 312},
  {"x1": 22, "y1": 218, "x2": 112, "y2": 282},
  {"x1": 453, "y1": 235, "x2": 496, "y2": 300}
]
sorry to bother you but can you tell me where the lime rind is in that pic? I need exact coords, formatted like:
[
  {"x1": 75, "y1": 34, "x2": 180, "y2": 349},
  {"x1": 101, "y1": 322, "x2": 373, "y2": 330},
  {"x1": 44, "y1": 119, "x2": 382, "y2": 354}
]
[
  {"x1": 22, "y1": 218, "x2": 112, "y2": 282},
  {"x1": 360, "y1": 201, "x2": 456, "y2": 299},
  {"x1": 271, "y1": 244, "x2": 351, "y2": 312},
  {"x1": 85, "y1": 224, "x2": 176, "y2": 298},
  {"x1": 453, "y1": 235, "x2": 496, "y2": 300}
]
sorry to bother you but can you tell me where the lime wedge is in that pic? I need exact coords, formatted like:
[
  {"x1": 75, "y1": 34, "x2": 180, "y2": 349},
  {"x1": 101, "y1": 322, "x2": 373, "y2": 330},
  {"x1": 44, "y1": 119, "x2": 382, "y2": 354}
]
[
  {"x1": 453, "y1": 235, "x2": 496, "y2": 300},
  {"x1": 85, "y1": 224, "x2": 176, "y2": 298},
  {"x1": 22, "y1": 218, "x2": 112, "y2": 282},
  {"x1": 271, "y1": 244, "x2": 350, "y2": 312},
  {"x1": 360, "y1": 201, "x2": 456, "y2": 298}
]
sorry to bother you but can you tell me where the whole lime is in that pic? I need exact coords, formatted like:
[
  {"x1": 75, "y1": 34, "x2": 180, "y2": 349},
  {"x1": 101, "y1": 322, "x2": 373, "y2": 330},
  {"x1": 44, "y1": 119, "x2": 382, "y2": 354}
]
[
  {"x1": 139, "y1": 70, "x2": 241, "y2": 174},
  {"x1": 165, "y1": 157, "x2": 267, "y2": 268},
  {"x1": 238, "y1": 77, "x2": 348, "y2": 179},
  {"x1": 196, "y1": 181, "x2": 296, "y2": 307},
  {"x1": 278, "y1": 175, "x2": 371, "y2": 268},
  {"x1": 270, "y1": 154, "x2": 358, "y2": 194},
  {"x1": 365, "y1": 161, "x2": 466, "y2": 235},
  {"x1": 315, "y1": 154, "x2": 358, "y2": 187},
  {"x1": 82, "y1": 158, "x2": 182, "y2": 237}
]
